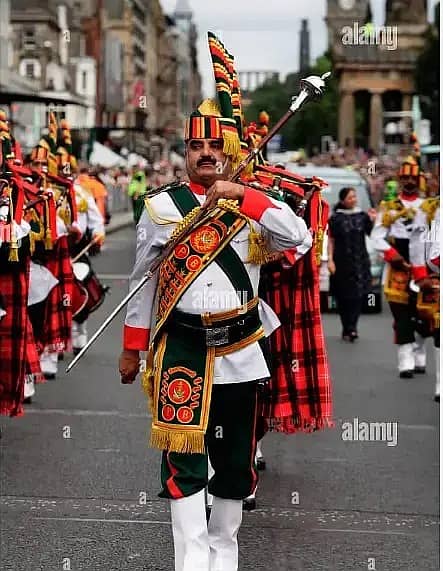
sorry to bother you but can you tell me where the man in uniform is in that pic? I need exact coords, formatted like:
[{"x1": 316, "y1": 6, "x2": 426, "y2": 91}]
[
  {"x1": 119, "y1": 32, "x2": 312, "y2": 571},
  {"x1": 57, "y1": 120, "x2": 106, "y2": 355},
  {"x1": 371, "y1": 157, "x2": 434, "y2": 377}
]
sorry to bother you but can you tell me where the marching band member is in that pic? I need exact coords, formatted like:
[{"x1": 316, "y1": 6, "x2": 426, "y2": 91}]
[
  {"x1": 0, "y1": 110, "x2": 36, "y2": 415},
  {"x1": 119, "y1": 32, "x2": 312, "y2": 571},
  {"x1": 409, "y1": 197, "x2": 440, "y2": 401},
  {"x1": 371, "y1": 156, "x2": 434, "y2": 378},
  {"x1": 57, "y1": 120, "x2": 106, "y2": 354}
]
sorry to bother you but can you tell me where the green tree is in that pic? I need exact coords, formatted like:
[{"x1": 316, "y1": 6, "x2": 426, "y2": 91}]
[
  {"x1": 415, "y1": 2, "x2": 440, "y2": 143},
  {"x1": 245, "y1": 53, "x2": 338, "y2": 153}
]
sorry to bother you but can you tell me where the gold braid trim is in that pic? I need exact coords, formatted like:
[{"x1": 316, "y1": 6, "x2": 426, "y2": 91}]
[
  {"x1": 28, "y1": 209, "x2": 45, "y2": 255},
  {"x1": 380, "y1": 199, "x2": 416, "y2": 227},
  {"x1": 420, "y1": 197, "x2": 440, "y2": 225},
  {"x1": 144, "y1": 197, "x2": 182, "y2": 225}
]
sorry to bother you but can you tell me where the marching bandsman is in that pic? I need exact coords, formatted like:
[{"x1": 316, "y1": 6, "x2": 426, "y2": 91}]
[
  {"x1": 26, "y1": 112, "x2": 78, "y2": 380},
  {"x1": 371, "y1": 156, "x2": 434, "y2": 377},
  {"x1": 0, "y1": 110, "x2": 38, "y2": 415},
  {"x1": 409, "y1": 197, "x2": 440, "y2": 401},
  {"x1": 57, "y1": 120, "x2": 106, "y2": 355},
  {"x1": 119, "y1": 32, "x2": 312, "y2": 571}
]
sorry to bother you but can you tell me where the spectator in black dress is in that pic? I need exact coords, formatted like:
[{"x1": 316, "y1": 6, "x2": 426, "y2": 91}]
[{"x1": 327, "y1": 187, "x2": 377, "y2": 342}]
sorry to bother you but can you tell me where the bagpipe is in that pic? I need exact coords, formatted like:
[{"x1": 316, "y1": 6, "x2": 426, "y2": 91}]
[{"x1": 67, "y1": 71, "x2": 331, "y2": 372}]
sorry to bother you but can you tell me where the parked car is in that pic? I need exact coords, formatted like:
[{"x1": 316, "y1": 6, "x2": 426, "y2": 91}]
[{"x1": 285, "y1": 164, "x2": 384, "y2": 313}]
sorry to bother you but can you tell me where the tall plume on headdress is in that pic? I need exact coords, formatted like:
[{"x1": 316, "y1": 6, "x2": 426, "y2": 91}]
[
  {"x1": 31, "y1": 111, "x2": 59, "y2": 174},
  {"x1": 58, "y1": 118, "x2": 77, "y2": 171},
  {"x1": 206, "y1": 32, "x2": 242, "y2": 162}
]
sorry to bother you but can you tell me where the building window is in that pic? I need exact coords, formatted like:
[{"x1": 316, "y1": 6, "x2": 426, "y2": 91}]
[
  {"x1": 19, "y1": 59, "x2": 41, "y2": 79},
  {"x1": 23, "y1": 30, "x2": 36, "y2": 50},
  {"x1": 25, "y1": 62, "x2": 35, "y2": 77}
]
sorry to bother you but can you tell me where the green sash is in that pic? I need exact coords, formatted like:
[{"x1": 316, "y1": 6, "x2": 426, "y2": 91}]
[{"x1": 144, "y1": 184, "x2": 265, "y2": 453}]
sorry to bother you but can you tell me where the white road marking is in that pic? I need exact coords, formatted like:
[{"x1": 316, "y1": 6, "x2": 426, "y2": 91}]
[
  {"x1": 22, "y1": 409, "x2": 436, "y2": 431},
  {"x1": 24, "y1": 408, "x2": 150, "y2": 418},
  {"x1": 311, "y1": 528, "x2": 411, "y2": 536},
  {"x1": 34, "y1": 516, "x2": 170, "y2": 525},
  {"x1": 97, "y1": 274, "x2": 130, "y2": 280}
]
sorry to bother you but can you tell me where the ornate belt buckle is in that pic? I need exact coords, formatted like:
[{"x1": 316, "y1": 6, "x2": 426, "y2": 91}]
[{"x1": 206, "y1": 326, "x2": 229, "y2": 347}]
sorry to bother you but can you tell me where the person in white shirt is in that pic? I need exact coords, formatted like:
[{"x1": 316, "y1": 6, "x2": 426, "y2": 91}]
[{"x1": 118, "y1": 102, "x2": 312, "y2": 571}]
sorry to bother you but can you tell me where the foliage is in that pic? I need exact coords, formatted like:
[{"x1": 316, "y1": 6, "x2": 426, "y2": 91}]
[
  {"x1": 244, "y1": 52, "x2": 339, "y2": 152},
  {"x1": 414, "y1": 4, "x2": 440, "y2": 144}
]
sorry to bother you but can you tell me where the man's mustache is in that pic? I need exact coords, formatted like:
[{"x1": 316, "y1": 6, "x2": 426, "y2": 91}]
[{"x1": 197, "y1": 157, "x2": 216, "y2": 167}]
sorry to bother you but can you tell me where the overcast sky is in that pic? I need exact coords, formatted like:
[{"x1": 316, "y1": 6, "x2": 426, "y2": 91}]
[{"x1": 159, "y1": 0, "x2": 439, "y2": 97}]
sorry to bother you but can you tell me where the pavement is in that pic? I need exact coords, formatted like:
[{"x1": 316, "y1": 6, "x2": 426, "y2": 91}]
[{"x1": 0, "y1": 226, "x2": 439, "y2": 571}]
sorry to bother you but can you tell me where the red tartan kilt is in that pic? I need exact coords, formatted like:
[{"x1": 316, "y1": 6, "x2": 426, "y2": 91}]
[
  {"x1": 0, "y1": 263, "x2": 30, "y2": 417},
  {"x1": 25, "y1": 317, "x2": 44, "y2": 383},
  {"x1": 42, "y1": 236, "x2": 73, "y2": 352}
]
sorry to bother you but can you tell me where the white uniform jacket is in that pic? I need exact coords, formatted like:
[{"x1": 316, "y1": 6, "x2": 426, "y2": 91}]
[
  {"x1": 370, "y1": 193, "x2": 428, "y2": 284},
  {"x1": 123, "y1": 182, "x2": 313, "y2": 384}
]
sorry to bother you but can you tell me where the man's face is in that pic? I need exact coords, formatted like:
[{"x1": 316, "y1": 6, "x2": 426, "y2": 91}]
[
  {"x1": 400, "y1": 175, "x2": 417, "y2": 194},
  {"x1": 185, "y1": 138, "x2": 230, "y2": 187}
]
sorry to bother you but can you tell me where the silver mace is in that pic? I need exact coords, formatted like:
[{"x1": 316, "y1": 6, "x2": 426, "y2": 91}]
[{"x1": 66, "y1": 71, "x2": 331, "y2": 373}]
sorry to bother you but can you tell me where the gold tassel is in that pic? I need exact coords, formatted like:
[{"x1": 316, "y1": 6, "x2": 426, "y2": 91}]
[
  {"x1": 8, "y1": 231, "x2": 19, "y2": 262},
  {"x1": 44, "y1": 201, "x2": 53, "y2": 250},
  {"x1": 246, "y1": 219, "x2": 270, "y2": 264},
  {"x1": 315, "y1": 227, "x2": 324, "y2": 266},
  {"x1": 222, "y1": 130, "x2": 241, "y2": 162},
  {"x1": 7, "y1": 189, "x2": 19, "y2": 262},
  {"x1": 149, "y1": 427, "x2": 205, "y2": 454}
]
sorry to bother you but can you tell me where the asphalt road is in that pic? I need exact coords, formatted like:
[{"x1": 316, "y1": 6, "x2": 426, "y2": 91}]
[{"x1": 0, "y1": 226, "x2": 439, "y2": 571}]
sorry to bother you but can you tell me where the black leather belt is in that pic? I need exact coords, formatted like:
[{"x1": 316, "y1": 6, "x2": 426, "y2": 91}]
[{"x1": 167, "y1": 306, "x2": 261, "y2": 348}]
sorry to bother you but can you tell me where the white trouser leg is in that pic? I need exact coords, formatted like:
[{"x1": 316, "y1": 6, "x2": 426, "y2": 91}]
[
  {"x1": 72, "y1": 320, "x2": 88, "y2": 349},
  {"x1": 24, "y1": 374, "x2": 35, "y2": 398},
  {"x1": 245, "y1": 485, "x2": 257, "y2": 501},
  {"x1": 413, "y1": 334, "x2": 427, "y2": 368},
  {"x1": 435, "y1": 347, "x2": 440, "y2": 397},
  {"x1": 208, "y1": 496, "x2": 243, "y2": 571},
  {"x1": 170, "y1": 489, "x2": 210, "y2": 571},
  {"x1": 206, "y1": 457, "x2": 215, "y2": 508},
  {"x1": 256, "y1": 439, "x2": 263, "y2": 461},
  {"x1": 40, "y1": 351, "x2": 58, "y2": 375},
  {"x1": 398, "y1": 343, "x2": 415, "y2": 372}
]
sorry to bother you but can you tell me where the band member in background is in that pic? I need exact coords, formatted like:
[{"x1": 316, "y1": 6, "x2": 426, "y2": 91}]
[
  {"x1": 119, "y1": 32, "x2": 312, "y2": 571},
  {"x1": 57, "y1": 121, "x2": 106, "y2": 355},
  {"x1": 0, "y1": 112, "x2": 35, "y2": 416},
  {"x1": 409, "y1": 199, "x2": 440, "y2": 401},
  {"x1": 371, "y1": 157, "x2": 434, "y2": 378}
]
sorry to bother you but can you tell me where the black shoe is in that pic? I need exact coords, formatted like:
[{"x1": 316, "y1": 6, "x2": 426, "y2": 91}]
[
  {"x1": 256, "y1": 458, "x2": 266, "y2": 471},
  {"x1": 434, "y1": 394, "x2": 440, "y2": 403},
  {"x1": 44, "y1": 373, "x2": 56, "y2": 380},
  {"x1": 206, "y1": 505, "x2": 212, "y2": 522},
  {"x1": 342, "y1": 333, "x2": 355, "y2": 343},
  {"x1": 72, "y1": 347, "x2": 83, "y2": 356},
  {"x1": 242, "y1": 498, "x2": 256, "y2": 511},
  {"x1": 23, "y1": 396, "x2": 32, "y2": 404},
  {"x1": 58, "y1": 353, "x2": 64, "y2": 361},
  {"x1": 399, "y1": 370, "x2": 414, "y2": 379},
  {"x1": 350, "y1": 331, "x2": 359, "y2": 341},
  {"x1": 414, "y1": 366, "x2": 426, "y2": 374}
]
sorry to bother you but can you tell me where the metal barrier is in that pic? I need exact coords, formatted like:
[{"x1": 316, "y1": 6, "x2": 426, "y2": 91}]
[{"x1": 105, "y1": 183, "x2": 131, "y2": 214}]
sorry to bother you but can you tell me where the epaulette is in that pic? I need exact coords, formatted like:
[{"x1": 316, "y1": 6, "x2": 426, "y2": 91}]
[
  {"x1": 145, "y1": 181, "x2": 184, "y2": 199},
  {"x1": 144, "y1": 182, "x2": 189, "y2": 225},
  {"x1": 420, "y1": 196, "x2": 440, "y2": 224}
]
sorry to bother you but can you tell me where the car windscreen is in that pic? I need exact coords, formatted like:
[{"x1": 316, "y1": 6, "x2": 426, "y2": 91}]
[{"x1": 320, "y1": 181, "x2": 371, "y2": 213}]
